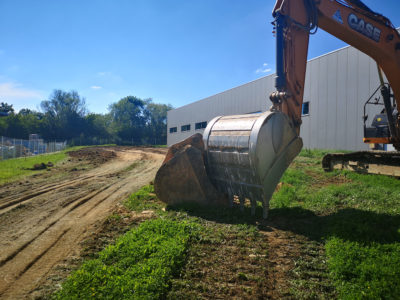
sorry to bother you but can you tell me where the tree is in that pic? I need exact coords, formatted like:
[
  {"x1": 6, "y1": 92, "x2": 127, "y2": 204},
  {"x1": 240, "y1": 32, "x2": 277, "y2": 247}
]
[
  {"x1": 144, "y1": 102, "x2": 173, "y2": 144},
  {"x1": 0, "y1": 90, "x2": 171, "y2": 145},
  {"x1": 0, "y1": 102, "x2": 14, "y2": 117},
  {"x1": 109, "y1": 96, "x2": 147, "y2": 143},
  {"x1": 85, "y1": 113, "x2": 113, "y2": 139},
  {"x1": 40, "y1": 90, "x2": 87, "y2": 140}
]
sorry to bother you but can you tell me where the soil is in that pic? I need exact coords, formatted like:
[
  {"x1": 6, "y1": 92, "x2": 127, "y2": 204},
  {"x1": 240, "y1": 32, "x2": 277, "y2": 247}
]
[
  {"x1": 261, "y1": 225, "x2": 302, "y2": 299},
  {"x1": 0, "y1": 146, "x2": 167, "y2": 299}
]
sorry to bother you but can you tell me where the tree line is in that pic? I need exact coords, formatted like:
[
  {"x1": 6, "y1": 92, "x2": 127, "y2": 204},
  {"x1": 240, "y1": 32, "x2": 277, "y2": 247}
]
[{"x1": 0, "y1": 90, "x2": 172, "y2": 145}]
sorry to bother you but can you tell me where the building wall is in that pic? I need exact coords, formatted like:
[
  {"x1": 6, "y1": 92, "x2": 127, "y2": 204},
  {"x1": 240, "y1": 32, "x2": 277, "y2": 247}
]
[{"x1": 167, "y1": 45, "x2": 383, "y2": 151}]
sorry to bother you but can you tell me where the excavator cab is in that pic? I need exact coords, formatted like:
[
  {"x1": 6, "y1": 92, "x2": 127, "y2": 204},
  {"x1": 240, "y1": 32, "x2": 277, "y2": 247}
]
[
  {"x1": 363, "y1": 82, "x2": 398, "y2": 148},
  {"x1": 364, "y1": 113, "x2": 390, "y2": 140}
]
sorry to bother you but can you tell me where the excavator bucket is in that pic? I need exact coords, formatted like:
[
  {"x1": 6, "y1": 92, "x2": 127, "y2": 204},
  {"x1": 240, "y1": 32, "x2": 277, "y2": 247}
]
[{"x1": 203, "y1": 110, "x2": 302, "y2": 218}]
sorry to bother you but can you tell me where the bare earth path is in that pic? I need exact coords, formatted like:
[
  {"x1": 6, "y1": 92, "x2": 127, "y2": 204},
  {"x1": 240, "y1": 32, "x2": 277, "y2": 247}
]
[{"x1": 0, "y1": 146, "x2": 166, "y2": 299}]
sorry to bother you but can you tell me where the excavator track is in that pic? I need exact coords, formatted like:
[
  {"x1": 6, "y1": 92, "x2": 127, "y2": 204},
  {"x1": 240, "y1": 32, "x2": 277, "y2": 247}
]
[{"x1": 322, "y1": 151, "x2": 400, "y2": 177}]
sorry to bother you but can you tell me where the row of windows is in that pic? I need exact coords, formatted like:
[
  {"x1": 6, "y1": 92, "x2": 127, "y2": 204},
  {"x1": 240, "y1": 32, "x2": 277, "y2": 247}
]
[
  {"x1": 169, "y1": 121, "x2": 207, "y2": 134},
  {"x1": 168, "y1": 104, "x2": 310, "y2": 135}
]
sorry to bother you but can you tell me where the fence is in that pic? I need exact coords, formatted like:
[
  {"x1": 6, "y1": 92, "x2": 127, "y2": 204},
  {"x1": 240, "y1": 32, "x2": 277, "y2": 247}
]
[{"x1": 0, "y1": 136, "x2": 67, "y2": 161}]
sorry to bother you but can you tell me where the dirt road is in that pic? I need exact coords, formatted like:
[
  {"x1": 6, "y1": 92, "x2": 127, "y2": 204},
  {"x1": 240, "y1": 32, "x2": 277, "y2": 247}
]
[{"x1": 0, "y1": 147, "x2": 166, "y2": 299}]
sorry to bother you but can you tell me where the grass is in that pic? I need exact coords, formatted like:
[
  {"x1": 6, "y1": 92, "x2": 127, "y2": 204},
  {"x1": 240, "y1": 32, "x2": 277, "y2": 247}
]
[
  {"x1": 54, "y1": 148, "x2": 400, "y2": 299},
  {"x1": 124, "y1": 184, "x2": 164, "y2": 212},
  {"x1": 152, "y1": 145, "x2": 168, "y2": 148},
  {"x1": 0, "y1": 151, "x2": 67, "y2": 184},
  {"x1": 269, "y1": 150, "x2": 400, "y2": 299},
  {"x1": 0, "y1": 145, "x2": 110, "y2": 185},
  {"x1": 54, "y1": 218, "x2": 200, "y2": 299}
]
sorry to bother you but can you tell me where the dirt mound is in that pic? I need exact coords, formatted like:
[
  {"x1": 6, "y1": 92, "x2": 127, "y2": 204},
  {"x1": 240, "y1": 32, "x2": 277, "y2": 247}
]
[{"x1": 68, "y1": 147, "x2": 117, "y2": 164}]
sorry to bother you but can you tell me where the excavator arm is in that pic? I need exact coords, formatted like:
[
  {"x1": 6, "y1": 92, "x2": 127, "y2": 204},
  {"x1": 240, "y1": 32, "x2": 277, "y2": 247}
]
[{"x1": 270, "y1": 0, "x2": 400, "y2": 148}]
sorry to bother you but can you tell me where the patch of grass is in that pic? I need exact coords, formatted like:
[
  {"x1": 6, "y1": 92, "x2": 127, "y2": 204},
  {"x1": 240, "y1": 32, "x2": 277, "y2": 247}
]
[
  {"x1": 0, "y1": 151, "x2": 67, "y2": 184},
  {"x1": 54, "y1": 218, "x2": 200, "y2": 299},
  {"x1": 269, "y1": 150, "x2": 400, "y2": 299},
  {"x1": 237, "y1": 272, "x2": 248, "y2": 281},
  {"x1": 65, "y1": 146, "x2": 87, "y2": 152},
  {"x1": 299, "y1": 148, "x2": 350, "y2": 159},
  {"x1": 0, "y1": 145, "x2": 94, "y2": 185},
  {"x1": 290, "y1": 240, "x2": 336, "y2": 299},
  {"x1": 123, "y1": 161, "x2": 145, "y2": 172},
  {"x1": 0, "y1": 145, "x2": 120, "y2": 185},
  {"x1": 124, "y1": 184, "x2": 165, "y2": 212},
  {"x1": 166, "y1": 209, "x2": 270, "y2": 299},
  {"x1": 326, "y1": 238, "x2": 400, "y2": 299}
]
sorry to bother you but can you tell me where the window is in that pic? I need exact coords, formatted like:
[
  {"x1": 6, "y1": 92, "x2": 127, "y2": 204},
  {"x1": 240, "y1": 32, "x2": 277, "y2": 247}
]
[
  {"x1": 195, "y1": 121, "x2": 207, "y2": 130},
  {"x1": 169, "y1": 127, "x2": 177, "y2": 133},
  {"x1": 302, "y1": 102, "x2": 310, "y2": 116},
  {"x1": 181, "y1": 124, "x2": 191, "y2": 132}
]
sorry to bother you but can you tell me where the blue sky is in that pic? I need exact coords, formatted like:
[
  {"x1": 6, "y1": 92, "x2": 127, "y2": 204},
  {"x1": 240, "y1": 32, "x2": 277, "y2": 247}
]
[{"x1": 0, "y1": 0, "x2": 399, "y2": 113}]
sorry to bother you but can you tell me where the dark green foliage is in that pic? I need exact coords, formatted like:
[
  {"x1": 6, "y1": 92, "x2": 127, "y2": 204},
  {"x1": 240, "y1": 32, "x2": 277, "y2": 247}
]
[
  {"x1": 0, "y1": 102, "x2": 14, "y2": 116},
  {"x1": 0, "y1": 90, "x2": 172, "y2": 145},
  {"x1": 41, "y1": 90, "x2": 87, "y2": 140},
  {"x1": 109, "y1": 96, "x2": 172, "y2": 145},
  {"x1": 55, "y1": 219, "x2": 200, "y2": 299}
]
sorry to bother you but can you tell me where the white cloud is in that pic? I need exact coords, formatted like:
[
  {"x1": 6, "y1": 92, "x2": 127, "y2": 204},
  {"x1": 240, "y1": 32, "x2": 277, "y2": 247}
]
[
  {"x1": 255, "y1": 63, "x2": 272, "y2": 74},
  {"x1": 0, "y1": 82, "x2": 43, "y2": 100},
  {"x1": 97, "y1": 71, "x2": 109, "y2": 76},
  {"x1": 91, "y1": 85, "x2": 102, "y2": 90},
  {"x1": 96, "y1": 71, "x2": 122, "y2": 83}
]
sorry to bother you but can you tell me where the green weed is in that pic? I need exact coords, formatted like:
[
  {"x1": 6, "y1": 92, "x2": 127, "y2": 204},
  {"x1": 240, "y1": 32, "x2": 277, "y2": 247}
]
[
  {"x1": 124, "y1": 185, "x2": 165, "y2": 212},
  {"x1": 54, "y1": 218, "x2": 200, "y2": 299}
]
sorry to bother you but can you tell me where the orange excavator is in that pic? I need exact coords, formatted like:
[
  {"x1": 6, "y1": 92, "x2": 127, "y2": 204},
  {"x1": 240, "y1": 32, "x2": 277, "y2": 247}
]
[
  {"x1": 270, "y1": 0, "x2": 400, "y2": 178},
  {"x1": 156, "y1": 0, "x2": 400, "y2": 218}
]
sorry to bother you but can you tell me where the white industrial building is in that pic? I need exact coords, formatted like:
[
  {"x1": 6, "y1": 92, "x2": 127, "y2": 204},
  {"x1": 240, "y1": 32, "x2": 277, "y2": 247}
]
[{"x1": 167, "y1": 45, "x2": 389, "y2": 151}]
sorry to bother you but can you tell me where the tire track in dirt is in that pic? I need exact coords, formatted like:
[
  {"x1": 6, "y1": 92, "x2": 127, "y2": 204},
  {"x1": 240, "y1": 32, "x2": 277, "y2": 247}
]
[
  {"x1": 0, "y1": 175, "x2": 98, "y2": 214},
  {"x1": 0, "y1": 147, "x2": 166, "y2": 299},
  {"x1": 0, "y1": 182, "x2": 115, "y2": 268},
  {"x1": 0, "y1": 152, "x2": 141, "y2": 214}
]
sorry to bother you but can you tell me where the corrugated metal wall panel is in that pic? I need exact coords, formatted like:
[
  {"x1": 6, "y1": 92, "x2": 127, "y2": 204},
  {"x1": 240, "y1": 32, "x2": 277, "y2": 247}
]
[
  {"x1": 336, "y1": 48, "x2": 349, "y2": 151},
  {"x1": 168, "y1": 45, "x2": 384, "y2": 151},
  {"x1": 356, "y1": 51, "x2": 372, "y2": 150},
  {"x1": 327, "y1": 53, "x2": 338, "y2": 149},
  {"x1": 309, "y1": 59, "x2": 319, "y2": 149},
  {"x1": 346, "y1": 47, "x2": 359, "y2": 150}
]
